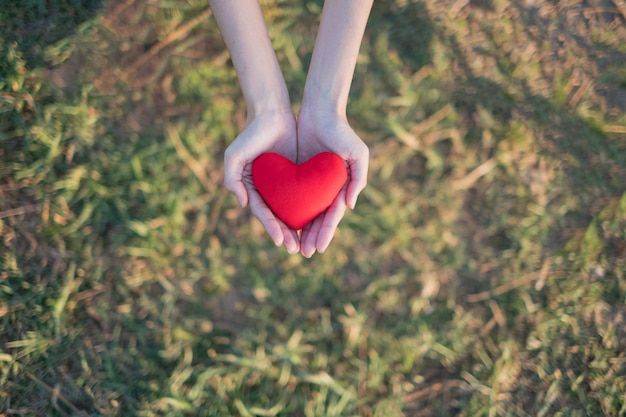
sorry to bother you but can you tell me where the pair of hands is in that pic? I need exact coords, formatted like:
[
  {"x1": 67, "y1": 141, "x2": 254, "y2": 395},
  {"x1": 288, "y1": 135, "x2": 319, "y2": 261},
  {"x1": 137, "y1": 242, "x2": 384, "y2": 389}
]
[
  {"x1": 209, "y1": 0, "x2": 373, "y2": 256},
  {"x1": 224, "y1": 107, "x2": 368, "y2": 257}
]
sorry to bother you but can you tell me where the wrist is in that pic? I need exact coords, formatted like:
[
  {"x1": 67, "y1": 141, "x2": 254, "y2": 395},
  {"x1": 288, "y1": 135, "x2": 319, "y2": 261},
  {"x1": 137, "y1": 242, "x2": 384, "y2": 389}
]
[
  {"x1": 301, "y1": 77, "x2": 349, "y2": 120},
  {"x1": 298, "y1": 95, "x2": 347, "y2": 129},
  {"x1": 250, "y1": 106, "x2": 296, "y2": 137},
  {"x1": 297, "y1": 101, "x2": 349, "y2": 147},
  {"x1": 245, "y1": 83, "x2": 292, "y2": 123}
]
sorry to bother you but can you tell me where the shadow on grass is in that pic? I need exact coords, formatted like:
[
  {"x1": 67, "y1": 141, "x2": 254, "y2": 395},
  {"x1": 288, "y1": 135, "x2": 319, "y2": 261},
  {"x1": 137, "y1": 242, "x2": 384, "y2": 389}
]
[
  {"x1": 0, "y1": 0, "x2": 105, "y2": 69},
  {"x1": 370, "y1": 0, "x2": 434, "y2": 72},
  {"x1": 512, "y1": 0, "x2": 626, "y2": 113},
  {"x1": 449, "y1": 62, "x2": 625, "y2": 296}
]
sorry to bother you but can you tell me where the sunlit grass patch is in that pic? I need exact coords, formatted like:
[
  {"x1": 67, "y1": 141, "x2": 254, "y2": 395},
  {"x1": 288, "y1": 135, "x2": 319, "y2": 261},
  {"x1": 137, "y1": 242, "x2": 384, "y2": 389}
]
[{"x1": 1, "y1": 0, "x2": 626, "y2": 415}]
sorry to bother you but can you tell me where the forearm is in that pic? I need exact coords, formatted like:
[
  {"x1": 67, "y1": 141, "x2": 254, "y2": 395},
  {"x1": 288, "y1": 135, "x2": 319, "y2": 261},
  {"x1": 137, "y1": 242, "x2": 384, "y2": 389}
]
[
  {"x1": 208, "y1": 0, "x2": 291, "y2": 118},
  {"x1": 302, "y1": 0, "x2": 374, "y2": 116}
]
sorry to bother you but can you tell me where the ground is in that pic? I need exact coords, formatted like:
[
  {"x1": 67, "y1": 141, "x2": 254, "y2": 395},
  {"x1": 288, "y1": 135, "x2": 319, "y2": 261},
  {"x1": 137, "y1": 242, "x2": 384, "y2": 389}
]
[{"x1": 1, "y1": 0, "x2": 625, "y2": 416}]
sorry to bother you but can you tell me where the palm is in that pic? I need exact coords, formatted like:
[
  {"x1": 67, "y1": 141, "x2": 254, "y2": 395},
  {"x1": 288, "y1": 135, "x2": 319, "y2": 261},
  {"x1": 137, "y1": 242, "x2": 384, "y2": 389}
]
[
  {"x1": 296, "y1": 110, "x2": 369, "y2": 257},
  {"x1": 237, "y1": 118, "x2": 296, "y2": 198}
]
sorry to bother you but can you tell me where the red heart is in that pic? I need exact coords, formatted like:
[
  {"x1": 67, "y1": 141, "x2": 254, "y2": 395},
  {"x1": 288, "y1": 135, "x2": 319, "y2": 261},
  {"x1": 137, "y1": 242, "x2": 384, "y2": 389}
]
[{"x1": 252, "y1": 152, "x2": 348, "y2": 230}]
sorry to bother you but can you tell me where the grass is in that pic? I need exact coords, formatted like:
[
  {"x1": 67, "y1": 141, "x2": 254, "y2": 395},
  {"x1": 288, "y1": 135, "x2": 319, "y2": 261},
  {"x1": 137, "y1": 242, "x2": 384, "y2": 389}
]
[{"x1": 1, "y1": 0, "x2": 626, "y2": 415}]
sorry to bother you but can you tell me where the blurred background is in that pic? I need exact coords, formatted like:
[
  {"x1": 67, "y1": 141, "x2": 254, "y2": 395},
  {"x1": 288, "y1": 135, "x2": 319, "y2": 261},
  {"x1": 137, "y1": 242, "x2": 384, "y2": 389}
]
[{"x1": 1, "y1": 0, "x2": 625, "y2": 415}]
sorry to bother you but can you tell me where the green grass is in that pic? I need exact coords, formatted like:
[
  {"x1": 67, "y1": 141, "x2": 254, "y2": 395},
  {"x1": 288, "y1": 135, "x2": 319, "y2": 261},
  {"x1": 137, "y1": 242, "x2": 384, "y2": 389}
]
[{"x1": 1, "y1": 0, "x2": 626, "y2": 416}]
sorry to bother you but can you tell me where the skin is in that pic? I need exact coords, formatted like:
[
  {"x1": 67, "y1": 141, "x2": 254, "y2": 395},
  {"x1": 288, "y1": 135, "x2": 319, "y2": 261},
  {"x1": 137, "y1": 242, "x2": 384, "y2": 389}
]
[
  {"x1": 210, "y1": 0, "x2": 300, "y2": 254},
  {"x1": 209, "y1": 0, "x2": 373, "y2": 257},
  {"x1": 297, "y1": 0, "x2": 372, "y2": 257}
]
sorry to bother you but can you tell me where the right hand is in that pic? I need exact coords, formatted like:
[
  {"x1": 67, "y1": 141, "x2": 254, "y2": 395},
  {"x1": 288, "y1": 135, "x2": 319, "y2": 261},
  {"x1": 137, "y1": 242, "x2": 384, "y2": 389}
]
[{"x1": 224, "y1": 110, "x2": 300, "y2": 254}]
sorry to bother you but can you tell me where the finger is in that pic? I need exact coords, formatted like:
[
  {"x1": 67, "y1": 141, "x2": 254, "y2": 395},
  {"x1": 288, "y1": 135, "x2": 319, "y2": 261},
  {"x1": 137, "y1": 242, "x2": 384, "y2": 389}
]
[
  {"x1": 346, "y1": 146, "x2": 369, "y2": 210},
  {"x1": 280, "y1": 223, "x2": 300, "y2": 254},
  {"x1": 245, "y1": 178, "x2": 299, "y2": 252},
  {"x1": 224, "y1": 149, "x2": 249, "y2": 207},
  {"x1": 300, "y1": 218, "x2": 322, "y2": 258},
  {"x1": 228, "y1": 180, "x2": 248, "y2": 208},
  {"x1": 315, "y1": 189, "x2": 347, "y2": 253},
  {"x1": 247, "y1": 187, "x2": 285, "y2": 247}
]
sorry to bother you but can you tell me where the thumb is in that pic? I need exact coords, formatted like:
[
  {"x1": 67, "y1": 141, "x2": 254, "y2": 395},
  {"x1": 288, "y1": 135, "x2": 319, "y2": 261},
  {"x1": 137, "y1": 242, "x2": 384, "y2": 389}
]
[
  {"x1": 224, "y1": 149, "x2": 249, "y2": 207},
  {"x1": 345, "y1": 145, "x2": 369, "y2": 209}
]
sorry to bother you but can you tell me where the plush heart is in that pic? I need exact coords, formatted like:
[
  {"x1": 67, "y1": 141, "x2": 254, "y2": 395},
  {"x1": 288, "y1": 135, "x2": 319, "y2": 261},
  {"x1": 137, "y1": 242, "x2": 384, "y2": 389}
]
[{"x1": 252, "y1": 152, "x2": 348, "y2": 230}]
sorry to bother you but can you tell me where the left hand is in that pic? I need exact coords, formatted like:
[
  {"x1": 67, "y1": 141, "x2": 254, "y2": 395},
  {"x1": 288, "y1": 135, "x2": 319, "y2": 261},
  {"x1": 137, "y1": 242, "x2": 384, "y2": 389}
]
[{"x1": 296, "y1": 107, "x2": 369, "y2": 257}]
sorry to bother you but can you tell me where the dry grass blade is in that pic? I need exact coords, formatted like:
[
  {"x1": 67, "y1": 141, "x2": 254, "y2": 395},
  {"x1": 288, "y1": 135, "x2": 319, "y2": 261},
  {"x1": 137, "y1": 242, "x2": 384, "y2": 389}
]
[
  {"x1": 466, "y1": 271, "x2": 568, "y2": 303},
  {"x1": 0, "y1": 204, "x2": 41, "y2": 219},
  {"x1": 603, "y1": 125, "x2": 626, "y2": 134},
  {"x1": 126, "y1": 8, "x2": 213, "y2": 76},
  {"x1": 609, "y1": 0, "x2": 626, "y2": 20},
  {"x1": 403, "y1": 380, "x2": 469, "y2": 403},
  {"x1": 25, "y1": 372, "x2": 88, "y2": 417},
  {"x1": 452, "y1": 159, "x2": 497, "y2": 190},
  {"x1": 412, "y1": 105, "x2": 453, "y2": 137},
  {"x1": 167, "y1": 124, "x2": 213, "y2": 193}
]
